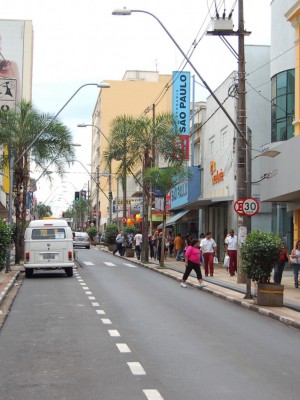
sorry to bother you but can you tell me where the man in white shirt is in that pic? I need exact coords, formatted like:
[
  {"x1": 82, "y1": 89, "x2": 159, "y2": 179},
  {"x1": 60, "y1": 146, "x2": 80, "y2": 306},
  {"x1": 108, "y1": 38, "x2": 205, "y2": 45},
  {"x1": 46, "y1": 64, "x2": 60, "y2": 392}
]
[
  {"x1": 134, "y1": 232, "x2": 143, "y2": 260},
  {"x1": 200, "y1": 232, "x2": 217, "y2": 277},
  {"x1": 224, "y1": 229, "x2": 238, "y2": 276}
]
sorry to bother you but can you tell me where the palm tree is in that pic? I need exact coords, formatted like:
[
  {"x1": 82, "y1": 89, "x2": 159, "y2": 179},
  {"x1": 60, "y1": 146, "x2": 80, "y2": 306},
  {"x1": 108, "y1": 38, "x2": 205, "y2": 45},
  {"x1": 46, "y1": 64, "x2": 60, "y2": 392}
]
[
  {"x1": 144, "y1": 166, "x2": 192, "y2": 267},
  {"x1": 108, "y1": 112, "x2": 183, "y2": 262},
  {"x1": 0, "y1": 100, "x2": 76, "y2": 263}
]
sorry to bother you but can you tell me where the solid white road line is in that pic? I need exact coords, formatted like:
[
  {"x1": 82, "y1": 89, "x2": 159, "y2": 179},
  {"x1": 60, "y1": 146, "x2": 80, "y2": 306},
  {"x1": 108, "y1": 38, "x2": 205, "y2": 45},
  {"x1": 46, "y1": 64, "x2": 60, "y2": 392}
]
[
  {"x1": 103, "y1": 262, "x2": 116, "y2": 266},
  {"x1": 127, "y1": 362, "x2": 146, "y2": 375},
  {"x1": 143, "y1": 389, "x2": 164, "y2": 400},
  {"x1": 116, "y1": 343, "x2": 131, "y2": 353},
  {"x1": 108, "y1": 330, "x2": 120, "y2": 337}
]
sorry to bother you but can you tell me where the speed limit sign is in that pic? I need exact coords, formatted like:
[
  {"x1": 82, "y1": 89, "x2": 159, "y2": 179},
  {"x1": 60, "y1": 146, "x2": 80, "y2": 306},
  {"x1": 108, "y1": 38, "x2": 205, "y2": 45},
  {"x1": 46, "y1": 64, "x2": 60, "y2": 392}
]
[{"x1": 242, "y1": 197, "x2": 260, "y2": 216}]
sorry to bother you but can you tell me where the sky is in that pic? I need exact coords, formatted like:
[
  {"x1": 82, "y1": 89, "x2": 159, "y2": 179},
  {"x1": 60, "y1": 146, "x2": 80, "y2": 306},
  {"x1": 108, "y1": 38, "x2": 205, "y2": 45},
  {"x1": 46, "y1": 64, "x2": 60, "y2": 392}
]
[{"x1": 1, "y1": 0, "x2": 272, "y2": 216}]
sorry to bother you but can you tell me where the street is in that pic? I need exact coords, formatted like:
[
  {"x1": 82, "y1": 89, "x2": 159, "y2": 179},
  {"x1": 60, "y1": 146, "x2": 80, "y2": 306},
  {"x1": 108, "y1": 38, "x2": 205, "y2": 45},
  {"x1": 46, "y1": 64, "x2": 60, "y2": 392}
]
[{"x1": 0, "y1": 247, "x2": 299, "y2": 400}]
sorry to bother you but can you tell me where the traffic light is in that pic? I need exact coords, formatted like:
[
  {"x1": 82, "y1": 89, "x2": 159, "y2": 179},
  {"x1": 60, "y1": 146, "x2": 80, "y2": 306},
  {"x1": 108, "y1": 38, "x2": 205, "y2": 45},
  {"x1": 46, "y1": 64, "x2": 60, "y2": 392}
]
[{"x1": 74, "y1": 191, "x2": 80, "y2": 201}]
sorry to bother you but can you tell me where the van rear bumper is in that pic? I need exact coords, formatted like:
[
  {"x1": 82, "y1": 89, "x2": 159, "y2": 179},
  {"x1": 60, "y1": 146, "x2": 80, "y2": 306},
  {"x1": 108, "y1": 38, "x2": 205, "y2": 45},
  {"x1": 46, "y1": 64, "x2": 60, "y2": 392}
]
[{"x1": 24, "y1": 262, "x2": 75, "y2": 270}]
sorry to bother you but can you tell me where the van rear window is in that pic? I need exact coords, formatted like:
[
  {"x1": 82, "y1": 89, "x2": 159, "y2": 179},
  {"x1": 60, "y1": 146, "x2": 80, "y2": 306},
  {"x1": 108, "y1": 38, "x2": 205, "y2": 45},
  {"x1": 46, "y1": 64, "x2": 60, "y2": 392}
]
[{"x1": 31, "y1": 228, "x2": 66, "y2": 240}]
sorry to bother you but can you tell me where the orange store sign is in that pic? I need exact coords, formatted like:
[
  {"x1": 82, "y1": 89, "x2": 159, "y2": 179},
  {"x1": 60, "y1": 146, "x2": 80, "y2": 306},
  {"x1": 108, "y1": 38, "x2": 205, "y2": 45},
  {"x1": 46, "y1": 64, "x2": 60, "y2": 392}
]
[{"x1": 210, "y1": 161, "x2": 224, "y2": 185}]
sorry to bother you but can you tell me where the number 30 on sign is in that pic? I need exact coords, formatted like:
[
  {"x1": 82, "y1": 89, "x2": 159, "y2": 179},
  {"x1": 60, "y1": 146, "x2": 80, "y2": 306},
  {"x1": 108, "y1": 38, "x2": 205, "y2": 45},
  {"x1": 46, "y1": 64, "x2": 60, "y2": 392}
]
[{"x1": 234, "y1": 197, "x2": 260, "y2": 216}]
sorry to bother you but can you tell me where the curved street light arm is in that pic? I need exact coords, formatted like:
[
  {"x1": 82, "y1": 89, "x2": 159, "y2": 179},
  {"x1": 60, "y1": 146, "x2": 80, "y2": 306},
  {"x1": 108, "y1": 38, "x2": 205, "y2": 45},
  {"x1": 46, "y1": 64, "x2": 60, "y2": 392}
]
[
  {"x1": 112, "y1": 8, "x2": 248, "y2": 146},
  {"x1": 15, "y1": 82, "x2": 109, "y2": 166}
]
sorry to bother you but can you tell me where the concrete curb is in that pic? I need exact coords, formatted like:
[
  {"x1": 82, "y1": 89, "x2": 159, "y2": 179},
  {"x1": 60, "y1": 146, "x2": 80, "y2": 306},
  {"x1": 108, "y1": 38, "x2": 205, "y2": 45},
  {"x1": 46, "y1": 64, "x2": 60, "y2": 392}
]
[{"x1": 0, "y1": 271, "x2": 20, "y2": 307}]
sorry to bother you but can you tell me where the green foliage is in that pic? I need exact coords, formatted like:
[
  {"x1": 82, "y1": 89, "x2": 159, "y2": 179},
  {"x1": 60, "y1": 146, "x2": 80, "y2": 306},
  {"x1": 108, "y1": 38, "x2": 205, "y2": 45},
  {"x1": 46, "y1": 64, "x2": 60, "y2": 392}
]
[
  {"x1": 144, "y1": 166, "x2": 192, "y2": 196},
  {"x1": 241, "y1": 231, "x2": 284, "y2": 284},
  {"x1": 87, "y1": 226, "x2": 98, "y2": 241},
  {"x1": 0, "y1": 221, "x2": 11, "y2": 271},
  {"x1": 105, "y1": 223, "x2": 119, "y2": 244},
  {"x1": 123, "y1": 225, "x2": 138, "y2": 248},
  {"x1": 34, "y1": 203, "x2": 52, "y2": 219}
]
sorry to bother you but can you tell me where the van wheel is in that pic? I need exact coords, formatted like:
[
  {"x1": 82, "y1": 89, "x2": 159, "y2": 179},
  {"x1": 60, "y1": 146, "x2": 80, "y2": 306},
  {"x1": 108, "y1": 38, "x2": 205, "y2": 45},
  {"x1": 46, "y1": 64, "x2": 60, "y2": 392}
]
[
  {"x1": 65, "y1": 267, "x2": 73, "y2": 277},
  {"x1": 25, "y1": 269, "x2": 34, "y2": 278}
]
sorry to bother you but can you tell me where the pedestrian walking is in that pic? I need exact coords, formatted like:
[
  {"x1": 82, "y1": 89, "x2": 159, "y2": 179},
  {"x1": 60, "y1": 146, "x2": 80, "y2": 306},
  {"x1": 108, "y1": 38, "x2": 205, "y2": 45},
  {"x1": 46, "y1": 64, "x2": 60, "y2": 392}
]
[
  {"x1": 114, "y1": 230, "x2": 124, "y2": 256},
  {"x1": 274, "y1": 238, "x2": 288, "y2": 284},
  {"x1": 134, "y1": 231, "x2": 143, "y2": 260},
  {"x1": 224, "y1": 229, "x2": 238, "y2": 276},
  {"x1": 181, "y1": 239, "x2": 207, "y2": 288},
  {"x1": 289, "y1": 241, "x2": 300, "y2": 288},
  {"x1": 200, "y1": 232, "x2": 217, "y2": 277},
  {"x1": 174, "y1": 233, "x2": 183, "y2": 261},
  {"x1": 152, "y1": 230, "x2": 159, "y2": 260}
]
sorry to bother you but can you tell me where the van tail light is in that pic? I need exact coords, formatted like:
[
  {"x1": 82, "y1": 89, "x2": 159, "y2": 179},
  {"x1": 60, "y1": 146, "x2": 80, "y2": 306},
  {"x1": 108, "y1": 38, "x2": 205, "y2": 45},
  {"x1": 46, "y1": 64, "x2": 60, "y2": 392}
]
[
  {"x1": 68, "y1": 251, "x2": 73, "y2": 261},
  {"x1": 25, "y1": 252, "x2": 30, "y2": 261}
]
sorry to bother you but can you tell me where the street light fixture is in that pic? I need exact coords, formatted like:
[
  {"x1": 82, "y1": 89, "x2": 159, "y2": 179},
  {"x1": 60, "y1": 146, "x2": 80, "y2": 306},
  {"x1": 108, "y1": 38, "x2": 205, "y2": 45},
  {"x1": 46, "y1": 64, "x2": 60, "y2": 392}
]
[
  {"x1": 112, "y1": 6, "x2": 253, "y2": 295},
  {"x1": 77, "y1": 123, "x2": 112, "y2": 224}
]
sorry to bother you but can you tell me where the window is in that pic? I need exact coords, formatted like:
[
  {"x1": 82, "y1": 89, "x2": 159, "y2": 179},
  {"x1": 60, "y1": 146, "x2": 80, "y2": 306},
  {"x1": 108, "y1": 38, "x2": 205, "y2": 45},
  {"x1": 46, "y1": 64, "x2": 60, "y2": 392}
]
[
  {"x1": 32, "y1": 228, "x2": 66, "y2": 240},
  {"x1": 209, "y1": 136, "x2": 215, "y2": 157},
  {"x1": 220, "y1": 128, "x2": 228, "y2": 148},
  {"x1": 271, "y1": 69, "x2": 295, "y2": 143}
]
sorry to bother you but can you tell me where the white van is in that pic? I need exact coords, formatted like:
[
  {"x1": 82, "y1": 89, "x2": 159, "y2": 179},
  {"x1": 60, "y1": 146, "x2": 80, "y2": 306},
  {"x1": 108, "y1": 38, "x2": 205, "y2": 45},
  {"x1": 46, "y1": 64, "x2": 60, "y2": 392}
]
[{"x1": 24, "y1": 219, "x2": 75, "y2": 278}]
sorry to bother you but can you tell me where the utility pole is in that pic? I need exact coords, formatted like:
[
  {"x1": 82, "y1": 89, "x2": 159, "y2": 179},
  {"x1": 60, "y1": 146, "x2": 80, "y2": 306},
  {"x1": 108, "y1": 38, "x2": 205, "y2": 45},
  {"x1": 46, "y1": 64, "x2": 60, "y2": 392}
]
[{"x1": 96, "y1": 166, "x2": 100, "y2": 232}]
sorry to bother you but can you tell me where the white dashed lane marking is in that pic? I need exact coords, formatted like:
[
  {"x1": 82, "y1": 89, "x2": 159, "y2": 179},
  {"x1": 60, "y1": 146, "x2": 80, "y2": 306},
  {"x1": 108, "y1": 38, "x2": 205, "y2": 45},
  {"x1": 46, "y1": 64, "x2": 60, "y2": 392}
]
[
  {"x1": 143, "y1": 389, "x2": 164, "y2": 400},
  {"x1": 127, "y1": 362, "x2": 146, "y2": 375},
  {"x1": 116, "y1": 343, "x2": 131, "y2": 353},
  {"x1": 108, "y1": 330, "x2": 120, "y2": 337},
  {"x1": 76, "y1": 272, "x2": 163, "y2": 398},
  {"x1": 104, "y1": 262, "x2": 116, "y2": 266},
  {"x1": 123, "y1": 263, "x2": 137, "y2": 268},
  {"x1": 83, "y1": 262, "x2": 94, "y2": 265},
  {"x1": 101, "y1": 318, "x2": 112, "y2": 325}
]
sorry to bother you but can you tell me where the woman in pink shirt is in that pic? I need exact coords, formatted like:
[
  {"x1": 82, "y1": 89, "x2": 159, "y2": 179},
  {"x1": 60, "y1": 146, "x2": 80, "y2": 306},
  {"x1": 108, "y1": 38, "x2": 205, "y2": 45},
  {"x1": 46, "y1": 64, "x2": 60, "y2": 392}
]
[{"x1": 181, "y1": 239, "x2": 208, "y2": 288}]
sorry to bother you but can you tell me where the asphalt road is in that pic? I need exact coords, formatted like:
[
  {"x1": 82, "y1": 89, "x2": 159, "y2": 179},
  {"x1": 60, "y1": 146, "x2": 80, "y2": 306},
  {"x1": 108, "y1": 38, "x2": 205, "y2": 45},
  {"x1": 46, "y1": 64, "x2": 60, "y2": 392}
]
[{"x1": 0, "y1": 247, "x2": 299, "y2": 400}]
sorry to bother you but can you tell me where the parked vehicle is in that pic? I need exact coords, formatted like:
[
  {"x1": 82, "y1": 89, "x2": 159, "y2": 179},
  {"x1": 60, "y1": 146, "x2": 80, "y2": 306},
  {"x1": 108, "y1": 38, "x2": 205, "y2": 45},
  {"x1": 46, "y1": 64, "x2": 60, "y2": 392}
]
[
  {"x1": 73, "y1": 231, "x2": 91, "y2": 249},
  {"x1": 24, "y1": 219, "x2": 75, "y2": 278}
]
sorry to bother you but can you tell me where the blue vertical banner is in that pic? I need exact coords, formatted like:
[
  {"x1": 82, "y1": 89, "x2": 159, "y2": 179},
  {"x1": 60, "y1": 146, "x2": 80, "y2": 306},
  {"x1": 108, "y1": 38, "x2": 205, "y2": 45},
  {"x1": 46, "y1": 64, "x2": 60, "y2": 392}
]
[{"x1": 172, "y1": 71, "x2": 190, "y2": 160}]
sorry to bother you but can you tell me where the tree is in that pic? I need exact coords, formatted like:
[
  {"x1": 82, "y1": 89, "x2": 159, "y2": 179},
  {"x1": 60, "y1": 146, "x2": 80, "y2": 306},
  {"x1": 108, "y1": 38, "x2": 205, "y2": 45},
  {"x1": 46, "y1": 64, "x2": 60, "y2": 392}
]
[
  {"x1": 33, "y1": 203, "x2": 52, "y2": 220},
  {"x1": 144, "y1": 166, "x2": 192, "y2": 267},
  {"x1": 107, "y1": 113, "x2": 183, "y2": 263},
  {"x1": 0, "y1": 100, "x2": 76, "y2": 263}
]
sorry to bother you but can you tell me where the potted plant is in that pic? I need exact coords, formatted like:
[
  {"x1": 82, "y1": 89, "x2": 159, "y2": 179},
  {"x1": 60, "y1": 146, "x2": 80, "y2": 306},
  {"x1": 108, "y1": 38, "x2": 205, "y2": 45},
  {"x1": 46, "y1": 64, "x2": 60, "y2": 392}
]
[
  {"x1": 240, "y1": 230, "x2": 284, "y2": 306},
  {"x1": 105, "y1": 223, "x2": 119, "y2": 252},
  {"x1": 123, "y1": 225, "x2": 137, "y2": 257}
]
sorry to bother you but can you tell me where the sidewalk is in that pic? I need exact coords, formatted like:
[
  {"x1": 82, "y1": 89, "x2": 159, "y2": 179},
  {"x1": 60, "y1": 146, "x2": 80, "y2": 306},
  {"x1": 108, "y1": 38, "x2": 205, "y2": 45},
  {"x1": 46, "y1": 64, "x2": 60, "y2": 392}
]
[
  {"x1": 0, "y1": 265, "x2": 23, "y2": 307},
  {"x1": 102, "y1": 247, "x2": 300, "y2": 330}
]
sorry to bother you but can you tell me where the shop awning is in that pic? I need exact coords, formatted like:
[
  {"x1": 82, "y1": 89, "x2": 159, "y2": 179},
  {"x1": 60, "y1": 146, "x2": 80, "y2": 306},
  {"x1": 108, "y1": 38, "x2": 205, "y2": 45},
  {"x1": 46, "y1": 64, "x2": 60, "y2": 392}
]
[{"x1": 158, "y1": 210, "x2": 189, "y2": 229}]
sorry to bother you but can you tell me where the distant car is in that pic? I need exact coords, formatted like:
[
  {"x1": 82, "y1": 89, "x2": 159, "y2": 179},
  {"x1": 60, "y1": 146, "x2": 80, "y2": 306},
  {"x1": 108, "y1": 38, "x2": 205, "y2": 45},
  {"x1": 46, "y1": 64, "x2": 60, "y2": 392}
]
[{"x1": 73, "y1": 232, "x2": 91, "y2": 249}]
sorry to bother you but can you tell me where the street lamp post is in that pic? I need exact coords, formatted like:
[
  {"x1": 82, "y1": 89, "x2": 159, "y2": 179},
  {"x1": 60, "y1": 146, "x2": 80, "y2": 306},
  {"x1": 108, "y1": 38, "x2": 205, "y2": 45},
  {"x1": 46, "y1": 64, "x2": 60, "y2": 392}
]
[
  {"x1": 77, "y1": 123, "x2": 112, "y2": 224},
  {"x1": 112, "y1": 6, "x2": 253, "y2": 295}
]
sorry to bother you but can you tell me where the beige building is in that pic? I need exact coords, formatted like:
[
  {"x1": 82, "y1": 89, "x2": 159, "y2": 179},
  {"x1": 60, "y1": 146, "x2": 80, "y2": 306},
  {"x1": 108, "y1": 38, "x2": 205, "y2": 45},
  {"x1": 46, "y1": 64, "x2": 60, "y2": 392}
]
[{"x1": 91, "y1": 71, "x2": 173, "y2": 229}]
